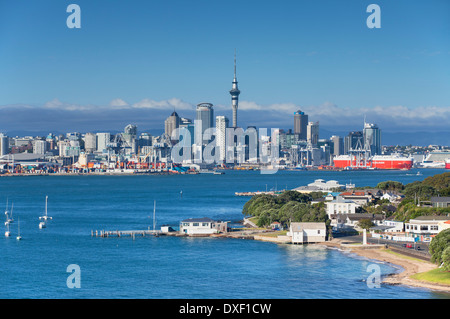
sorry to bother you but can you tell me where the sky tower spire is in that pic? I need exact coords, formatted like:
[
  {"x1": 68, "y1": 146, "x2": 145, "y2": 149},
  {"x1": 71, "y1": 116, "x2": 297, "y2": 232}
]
[{"x1": 230, "y1": 49, "x2": 240, "y2": 128}]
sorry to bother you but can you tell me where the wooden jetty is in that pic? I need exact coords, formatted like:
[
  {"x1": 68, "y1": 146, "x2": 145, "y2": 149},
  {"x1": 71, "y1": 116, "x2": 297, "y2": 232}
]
[{"x1": 92, "y1": 229, "x2": 162, "y2": 239}]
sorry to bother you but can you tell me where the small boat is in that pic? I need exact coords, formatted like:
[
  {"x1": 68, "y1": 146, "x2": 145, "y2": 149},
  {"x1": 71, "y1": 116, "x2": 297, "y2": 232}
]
[
  {"x1": 5, "y1": 221, "x2": 11, "y2": 237},
  {"x1": 16, "y1": 217, "x2": 22, "y2": 241},
  {"x1": 39, "y1": 221, "x2": 46, "y2": 229}
]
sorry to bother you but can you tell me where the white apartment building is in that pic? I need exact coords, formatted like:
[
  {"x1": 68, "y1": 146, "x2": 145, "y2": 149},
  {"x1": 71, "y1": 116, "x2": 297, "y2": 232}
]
[
  {"x1": 326, "y1": 196, "x2": 359, "y2": 216},
  {"x1": 215, "y1": 116, "x2": 229, "y2": 162},
  {"x1": 33, "y1": 140, "x2": 46, "y2": 154},
  {"x1": 96, "y1": 133, "x2": 111, "y2": 153}
]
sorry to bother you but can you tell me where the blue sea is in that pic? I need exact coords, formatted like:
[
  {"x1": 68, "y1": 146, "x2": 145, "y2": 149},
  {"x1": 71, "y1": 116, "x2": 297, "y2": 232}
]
[{"x1": 0, "y1": 168, "x2": 449, "y2": 299}]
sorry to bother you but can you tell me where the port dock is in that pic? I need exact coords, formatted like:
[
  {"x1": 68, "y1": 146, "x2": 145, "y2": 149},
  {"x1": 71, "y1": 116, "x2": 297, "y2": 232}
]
[{"x1": 92, "y1": 229, "x2": 162, "y2": 238}]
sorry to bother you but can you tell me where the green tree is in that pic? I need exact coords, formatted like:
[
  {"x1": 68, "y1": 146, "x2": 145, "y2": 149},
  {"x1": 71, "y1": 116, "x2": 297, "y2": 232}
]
[
  {"x1": 439, "y1": 187, "x2": 450, "y2": 197},
  {"x1": 429, "y1": 228, "x2": 450, "y2": 265},
  {"x1": 376, "y1": 181, "x2": 404, "y2": 192},
  {"x1": 421, "y1": 172, "x2": 450, "y2": 191},
  {"x1": 441, "y1": 246, "x2": 450, "y2": 272},
  {"x1": 357, "y1": 219, "x2": 374, "y2": 230}
]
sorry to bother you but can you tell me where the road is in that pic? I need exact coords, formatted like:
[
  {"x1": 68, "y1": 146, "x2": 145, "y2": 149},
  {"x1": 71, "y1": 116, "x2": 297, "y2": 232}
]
[{"x1": 334, "y1": 234, "x2": 431, "y2": 261}]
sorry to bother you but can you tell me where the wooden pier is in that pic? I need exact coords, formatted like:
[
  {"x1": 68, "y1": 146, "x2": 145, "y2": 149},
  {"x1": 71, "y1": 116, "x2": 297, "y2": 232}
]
[{"x1": 92, "y1": 229, "x2": 162, "y2": 239}]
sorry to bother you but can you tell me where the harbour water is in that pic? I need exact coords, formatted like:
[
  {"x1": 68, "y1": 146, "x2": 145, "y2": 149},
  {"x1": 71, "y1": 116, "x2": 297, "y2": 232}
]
[{"x1": 0, "y1": 168, "x2": 449, "y2": 299}]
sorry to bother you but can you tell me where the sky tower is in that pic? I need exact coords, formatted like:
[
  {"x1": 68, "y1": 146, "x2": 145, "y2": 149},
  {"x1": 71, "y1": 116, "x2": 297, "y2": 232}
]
[{"x1": 229, "y1": 51, "x2": 240, "y2": 128}]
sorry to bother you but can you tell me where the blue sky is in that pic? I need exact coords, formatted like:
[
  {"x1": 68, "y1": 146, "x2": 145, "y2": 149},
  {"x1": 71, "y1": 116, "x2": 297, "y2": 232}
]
[{"x1": 0, "y1": 0, "x2": 449, "y2": 140}]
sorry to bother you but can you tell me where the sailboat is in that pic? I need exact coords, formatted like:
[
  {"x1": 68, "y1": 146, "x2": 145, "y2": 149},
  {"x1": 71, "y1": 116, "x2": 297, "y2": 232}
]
[
  {"x1": 4, "y1": 198, "x2": 14, "y2": 225},
  {"x1": 39, "y1": 196, "x2": 52, "y2": 229},
  {"x1": 5, "y1": 220, "x2": 11, "y2": 237},
  {"x1": 153, "y1": 200, "x2": 158, "y2": 237},
  {"x1": 7, "y1": 203, "x2": 14, "y2": 224},
  {"x1": 16, "y1": 217, "x2": 22, "y2": 240}
]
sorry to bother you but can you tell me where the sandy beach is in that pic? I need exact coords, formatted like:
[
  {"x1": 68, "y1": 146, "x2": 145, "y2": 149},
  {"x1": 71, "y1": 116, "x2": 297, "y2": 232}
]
[{"x1": 323, "y1": 238, "x2": 450, "y2": 293}]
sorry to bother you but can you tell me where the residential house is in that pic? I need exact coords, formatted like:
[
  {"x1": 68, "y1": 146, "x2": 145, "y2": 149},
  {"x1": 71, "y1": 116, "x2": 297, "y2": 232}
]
[
  {"x1": 346, "y1": 213, "x2": 384, "y2": 230},
  {"x1": 339, "y1": 191, "x2": 373, "y2": 206},
  {"x1": 382, "y1": 219, "x2": 404, "y2": 232},
  {"x1": 288, "y1": 222, "x2": 326, "y2": 244},
  {"x1": 430, "y1": 197, "x2": 450, "y2": 208},
  {"x1": 380, "y1": 192, "x2": 403, "y2": 203}
]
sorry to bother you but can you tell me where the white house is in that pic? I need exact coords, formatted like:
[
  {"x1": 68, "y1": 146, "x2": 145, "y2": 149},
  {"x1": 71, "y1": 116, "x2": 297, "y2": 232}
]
[
  {"x1": 288, "y1": 222, "x2": 326, "y2": 244},
  {"x1": 382, "y1": 220, "x2": 404, "y2": 233},
  {"x1": 380, "y1": 192, "x2": 402, "y2": 203},
  {"x1": 180, "y1": 217, "x2": 228, "y2": 235},
  {"x1": 405, "y1": 216, "x2": 450, "y2": 237},
  {"x1": 326, "y1": 196, "x2": 359, "y2": 216},
  {"x1": 338, "y1": 191, "x2": 373, "y2": 206}
]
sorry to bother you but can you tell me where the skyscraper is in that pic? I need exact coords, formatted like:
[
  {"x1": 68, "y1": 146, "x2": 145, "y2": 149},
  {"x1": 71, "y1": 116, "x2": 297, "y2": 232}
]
[
  {"x1": 330, "y1": 135, "x2": 344, "y2": 156},
  {"x1": 307, "y1": 121, "x2": 319, "y2": 146},
  {"x1": 196, "y1": 103, "x2": 214, "y2": 138},
  {"x1": 0, "y1": 133, "x2": 9, "y2": 156},
  {"x1": 363, "y1": 122, "x2": 381, "y2": 155},
  {"x1": 96, "y1": 132, "x2": 111, "y2": 153},
  {"x1": 84, "y1": 133, "x2": 97, "y2": 153},
  {"x1": 229, "y1": 52, "x2": 240, "y2": 128},
  {"x1": 294, "y1": 110, "x2": 308, "y2": 140},
  {"x1": 215, "y1": 116, "x2": 229, "y2": 162},
  {"x1": 123, "y1": 124, "x2": 138, "y2": 154},
  {"x1": 164, "y1": 111, "x2": 181, "y2": 139}
]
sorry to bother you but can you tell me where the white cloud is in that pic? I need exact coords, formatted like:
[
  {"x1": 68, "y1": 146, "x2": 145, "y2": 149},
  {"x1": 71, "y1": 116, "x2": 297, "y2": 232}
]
[
  {"x1": 237, "y1": 100, "x2": 450, "y2": 130},
  {"x1": 132, "y1": 98, "x2": 193, "y2": 110},
  {"x1": 109, "y1": 98, "x2": 129, "y2": 108},
  {"x1": 43, "y1": 98, "x2": 94, "y2": 111},
  {"x1": 0, "y1": 98, "x2": 448, "y2": 133}
]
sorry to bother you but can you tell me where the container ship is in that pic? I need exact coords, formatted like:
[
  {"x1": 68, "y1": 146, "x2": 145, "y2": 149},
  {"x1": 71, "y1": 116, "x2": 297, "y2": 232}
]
[{"x1": 333, "y1": 154, "x2": 413, "y2": 170}]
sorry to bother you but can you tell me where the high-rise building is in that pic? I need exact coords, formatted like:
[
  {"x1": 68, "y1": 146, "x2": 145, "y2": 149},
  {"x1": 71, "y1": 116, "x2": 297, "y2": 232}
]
[
  {"x1": 294, "y1": 110, "x2": 308, "y2": 140},
  {"x1": 330, "y1": 135, "x2": 344, "y2": 156},
  {"x1": 33, "y1": 140, "x2": 46, "y2": 154},
  {"x1": 84, "y1": 133, "x2": 97, "y2": 153},
  {"x1": 307, "y1": 121, "x2": 319, "y2": 146},
  {"x1": 123, "y1": 124, "x2": 138, "y2": 154},
  {"x1": 229, "y1": 52, "x2": 240, "y2": 128},
  {"x1": 96, "y1": 132, "x2": 111, "y2": 153},
  {"x1": 0, "y1": 133, "x2": 9, "y2": 156},
  {"x1": 165, "y1": 111, "x2": 181, "y2": 139},
  {"x1": 363, "y1": 122, "x2": 381, "y2": 155},
  {"x1": 196, "y1": 103, "x2": 214, "y2": 143},
  {"x1": 179, "y1": 118, "x2": 194, "y2": 147},
  {"x1": 215, "y1": 116, "x2": 229, "y2": 162}
]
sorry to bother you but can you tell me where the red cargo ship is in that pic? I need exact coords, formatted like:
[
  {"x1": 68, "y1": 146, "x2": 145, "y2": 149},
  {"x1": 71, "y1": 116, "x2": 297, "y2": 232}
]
[
  {"x1": 333, "y1": 154, "x2": 413, "y2": 170},
  {"x1": 446, "y1": 158, "x2": 450, "y2": 169}
]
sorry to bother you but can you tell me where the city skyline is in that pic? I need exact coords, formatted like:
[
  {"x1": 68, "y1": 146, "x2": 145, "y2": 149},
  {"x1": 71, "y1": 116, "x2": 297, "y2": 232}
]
[{"x1": 0, "y1": 0, "x2": 449, "y2": 144}]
